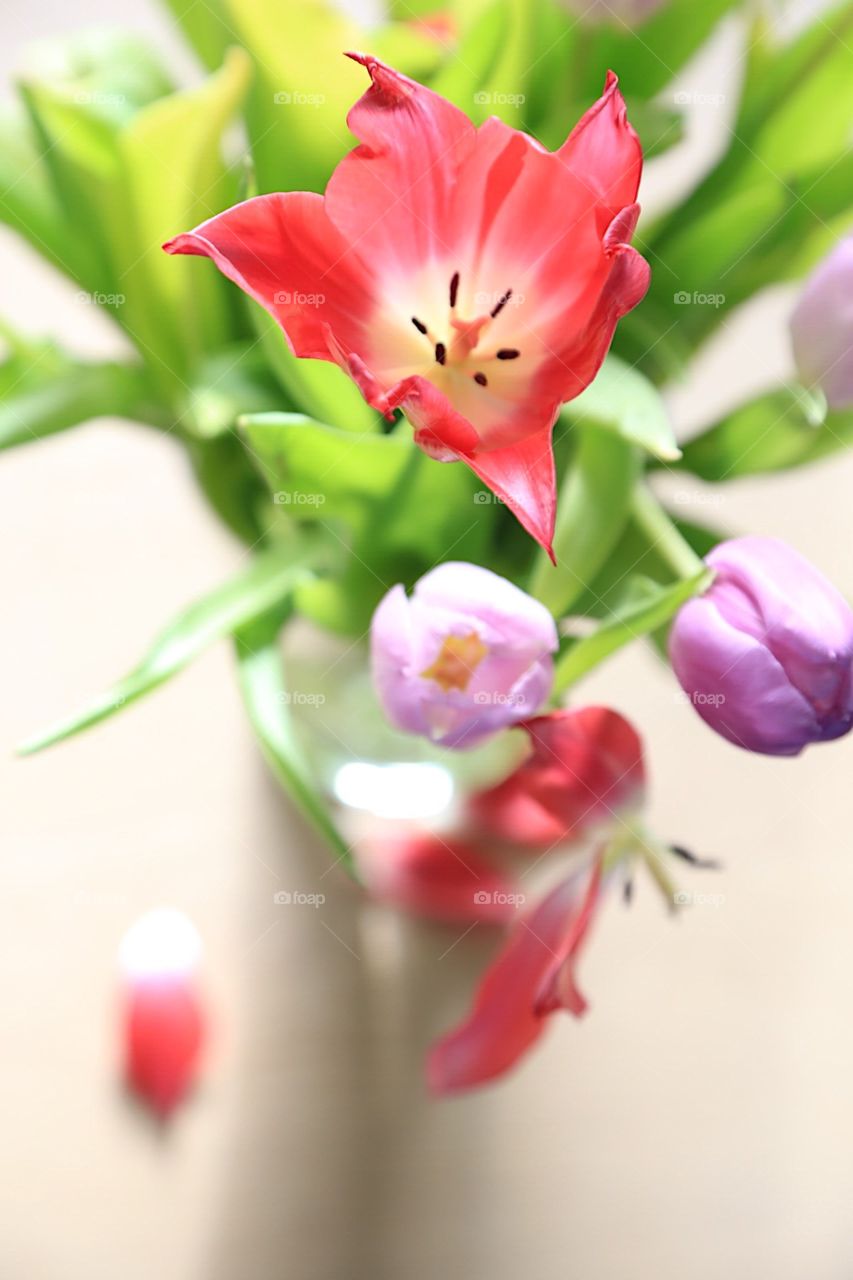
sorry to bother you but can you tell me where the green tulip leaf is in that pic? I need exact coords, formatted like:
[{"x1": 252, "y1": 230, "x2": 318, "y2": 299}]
[
  {"x1": 0, "y1": 329, "x2": 163, "y2": 449},
  {"x1": 565, "y1": 355, "x2": 681, "y2": 462},
  {"x1": 114, "y1": 47, "x2": 252, "y2": 384},
  {"x1": 673, "y1": 385, "x2": 853, "y2": 481}
]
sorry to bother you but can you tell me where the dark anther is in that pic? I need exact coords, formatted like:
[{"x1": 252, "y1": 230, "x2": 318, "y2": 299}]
[
  {"x1": 449, "y1": 272, "x2": 460, "y2": 308},
  {"x1": 496, "y1": 348, "x2": 520, "y2": 360},
  {"x1": 623, "y1": 877, "x2": 634, "y2": 905},
  {"x1": 491, "y1": 290, "x2": 512, "y2": 318},
  {"x1": 435, "y1": 342, "x2": 447, "y2": 365},
  {"x1": 670, "y1": 844, "x2": 722, "y2": 870},
  {"x1": 411, "y1": 317, "x2": 428, "y2": 335},
  {"x1": 473, "y1": 372, "x2": 488, "y2": 387}
]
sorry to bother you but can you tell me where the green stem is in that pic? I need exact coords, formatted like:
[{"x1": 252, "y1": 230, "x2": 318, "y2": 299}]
[
  {"x1": 630, "y1": 482, "x2": 706, "y2": 579},
  {"x1": 368, "y1": 437, "x2": 427, "y2": 537}
]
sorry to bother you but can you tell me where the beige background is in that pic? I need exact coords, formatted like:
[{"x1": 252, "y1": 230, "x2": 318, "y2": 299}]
[{"x1": 4, "y1": 4, "x2": 853, "y2": 1278}]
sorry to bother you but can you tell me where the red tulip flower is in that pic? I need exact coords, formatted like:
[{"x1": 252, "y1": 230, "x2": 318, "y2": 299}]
[
  {"x1": 469, "y1": 705, "x2": 645, "y2": 849},
  {"x1": 164, "y1": 54, "x2": 649, "y2": 556}
]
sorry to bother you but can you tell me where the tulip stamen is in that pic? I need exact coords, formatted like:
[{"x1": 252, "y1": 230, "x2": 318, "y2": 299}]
[
  {"x1": 421, "y1": 630, "x2": 489, "y2": 692},
  {"x1": 473, "y1": 372, "x2": 488, "y2": 387},
  {"x1": 411, "y1": 316, "x2": 428, "y2": 335},
  {"x1": 670, "y1": 844, "x2": 722, "y2": 870},
  {"x1": 449, "y1": 272, "x2": 460, "y2": 308},
  {"x1": 496, "y1": 348, "x2": 520, "y2": 360},
  {"x1": 490, "y1": 290, "x2": 512, "y2": 318},
  {"x1": 435, "y1": 342, "x2": 447, "y2": 365}
]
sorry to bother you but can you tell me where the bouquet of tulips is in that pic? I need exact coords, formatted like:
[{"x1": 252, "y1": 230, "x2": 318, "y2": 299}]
[{"x1": 6, "y1": 0, "x2": 853, "y2": 1096}]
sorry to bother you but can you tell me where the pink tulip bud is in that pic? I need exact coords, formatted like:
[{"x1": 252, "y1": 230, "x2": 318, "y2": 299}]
[
  {"x1": 370, "y1": 562, "x2": 558, "y2": 749},
  {"x1": 120, "y1": 909, "x2": 206, "y2": 1120},
  {"x1": 670, "y1": 537, "x2": 853, "y2": 755},
  {"x1": 791, "y1": 236, "x2": 853, "y2": 410}
]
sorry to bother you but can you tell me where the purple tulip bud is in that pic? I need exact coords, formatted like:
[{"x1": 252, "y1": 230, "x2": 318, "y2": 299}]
[
  {"x1": 790, "y1": 236, "x2": 853, "y2": 410},
  {"x1": 670, "y1": 537, "x2": 853, "y2": 756},
  {"x1": 371, "y1": 562, "x2": 558, "y2": 750}
]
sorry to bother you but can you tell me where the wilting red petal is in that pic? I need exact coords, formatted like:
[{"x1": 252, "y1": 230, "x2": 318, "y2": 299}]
[
  {"x1": 427, "y1": 859, "x2": 601, "y2": 1094},
  {"x1": 558, "y1": 70, "x2": 643, "y2": 225},
  {"x1": 535, "y1": 858, "x2": 603, "y2": 1015},
  {"x1": 164, "y1": 192, "x2": 376, "y2": 362},
  {"x1": 470, "y1": 706, "x2": 645, "y2": 849},
  {"x1": 124, "y1": 977, "x2": 205, "y2": 1119},
  {"x1": 359, "y1": 831, "x2": 520, "y2": 925}
]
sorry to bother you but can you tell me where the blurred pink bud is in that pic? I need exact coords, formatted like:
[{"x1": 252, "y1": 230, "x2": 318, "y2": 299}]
[
  {"x1": 370, "y1": 562, "x2": 558, "y2": 750},
  {"x1": 791, "y1": 236, "x2": 853, "y2": 410},
  {"x1": 120, "y1": 909, "x2": 206, "y2": 1120},
  {"x1": 670, "y1": 536, "x2": 853, "y2": 755}
]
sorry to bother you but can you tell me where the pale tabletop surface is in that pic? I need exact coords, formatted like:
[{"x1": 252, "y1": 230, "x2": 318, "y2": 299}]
[{"x1": 4, "y1": 4, "x2": 853, "y2": 1278}]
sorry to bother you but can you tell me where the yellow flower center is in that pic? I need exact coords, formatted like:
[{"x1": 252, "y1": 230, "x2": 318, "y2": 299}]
[{"x1": 421, "y1": 631, "x2": 489, "y2": 692}]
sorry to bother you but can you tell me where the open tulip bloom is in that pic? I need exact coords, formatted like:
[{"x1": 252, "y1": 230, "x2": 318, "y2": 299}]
[
  {"x1": 10, "y1": 1, "x2": 853, "y2": 1100},
  {"x1": 165, "y1": 53, "x2": 649, "y2": 556}
]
